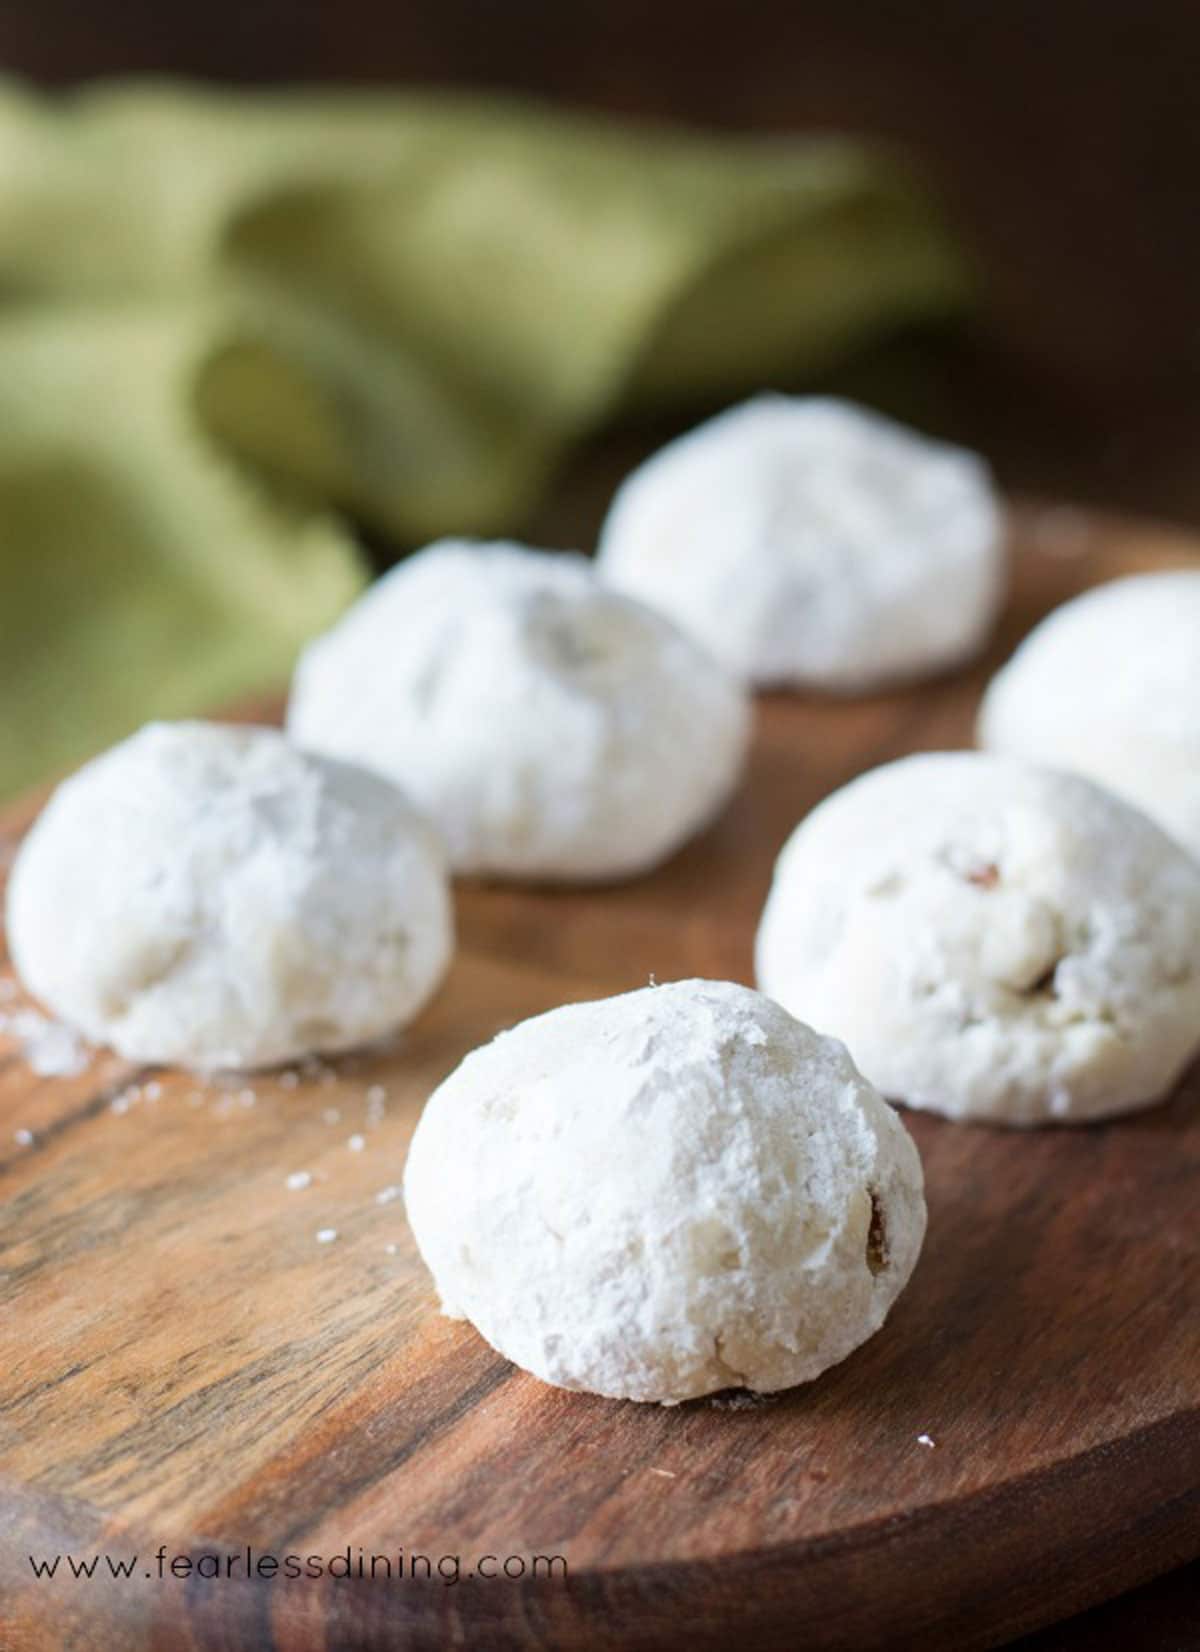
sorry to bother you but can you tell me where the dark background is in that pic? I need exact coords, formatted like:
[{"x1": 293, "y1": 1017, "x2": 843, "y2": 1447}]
[
  {"x1": 2, "y1": 4, "x2": 1197, "y2": 1647},
  {"x1": 4, "y1": 0, "x2": 1200, "y2": 533}
]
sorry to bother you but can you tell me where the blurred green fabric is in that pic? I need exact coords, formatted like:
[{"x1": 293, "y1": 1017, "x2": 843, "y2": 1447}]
[{"x1": 0, "y1": 79, "x2": 966, "y2": 796}]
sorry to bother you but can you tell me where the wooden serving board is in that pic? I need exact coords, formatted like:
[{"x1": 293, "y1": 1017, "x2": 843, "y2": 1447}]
[{"x1": 2, "y1": 502, "x2": 1199, "y2": 1652}]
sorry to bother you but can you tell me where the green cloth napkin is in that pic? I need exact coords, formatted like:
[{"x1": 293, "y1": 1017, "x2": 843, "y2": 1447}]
[{"x1": 0, "y1": 79, "x2": 966, "y2": 796}]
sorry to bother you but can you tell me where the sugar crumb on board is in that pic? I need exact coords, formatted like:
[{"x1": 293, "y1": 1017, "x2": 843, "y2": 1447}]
[{"x1": 0, "y1": 1004, "x2": 91, "y2": 1078}]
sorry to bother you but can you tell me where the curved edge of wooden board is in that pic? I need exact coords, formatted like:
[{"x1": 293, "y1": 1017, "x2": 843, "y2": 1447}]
[{"x1": 3, "y1": 1405, "x2": 1197, "y2": 1652}]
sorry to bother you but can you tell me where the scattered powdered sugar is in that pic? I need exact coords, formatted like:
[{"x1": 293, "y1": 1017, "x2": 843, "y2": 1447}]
[
  {"x1": 0, "y1": 970, "x2": 405, "y2": 1274},
  {"x1": 24, "y1": 1018, "x2": 89, "y2": 1077},
  {"x1": 0, "y1": 1005, "x2": 91, "y2": 1078}
]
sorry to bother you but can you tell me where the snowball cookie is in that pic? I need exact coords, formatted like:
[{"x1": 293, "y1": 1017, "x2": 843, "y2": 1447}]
[
  {"x1": 755, "y1": 753, "x2": 1200, "y2": 1125},
  {"x1": 404, "y1": 979, "x2": 925, "y2": 1404},
  {"x1": 596, "y1": 395, "x2": 1005, "y2": 691},
  {"x1": 287, "y1": 539, "x2": 749, "y2": 881},
  {"x1": 7, "y1": 721, "x2": 453, "y2": 1070},
  {"x1": 978, "y1": 571, "x2": 1200, "y2": 861}
]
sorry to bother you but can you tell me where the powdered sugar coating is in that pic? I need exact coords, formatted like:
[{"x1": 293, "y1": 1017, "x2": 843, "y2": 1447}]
[
  {"x1": 597, "y1": 395, "x2": 1005, "y2": 690},
  {"x1": 756, "y1": 752, "x2": 1200, "y2": 1124},
  {"x1": 7, "y1": 722, "x2": 453, "y2": 1069},
  {"x1": 404, "y1": 979, "x2": 925, "y2": 1404},
  {"x1": 978, "y1": 571, "x2": 1200, "y2": 860},
  {"x1": 288, "y1": 540, "x2": 749, "y2": 882}
]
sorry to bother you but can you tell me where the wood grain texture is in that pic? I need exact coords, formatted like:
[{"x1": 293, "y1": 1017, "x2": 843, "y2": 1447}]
[{"x1": 1, "y1": 501, "x2": 1199, "y2": 1652}]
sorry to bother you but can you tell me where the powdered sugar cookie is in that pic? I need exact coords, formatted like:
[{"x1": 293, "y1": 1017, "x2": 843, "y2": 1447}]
[
  {"x1": 289, "y1": 540, "x2": 749, "y2": 882},
  {"x1": 597, "y1": 395, "x2": 1004, "y2": 690},
  {"x1": 404, "y1": 979, "x2": 925, "y2": 1404},
  {"x1": 756, "y1": 753, "x2": 1200, "y2": 1124},
  {"x1": 979, "y1": 570, "x2": 1200, "y2": 860},
  {"x1": 7, "y1": 722, "x2": 452, "y2": 1069}
]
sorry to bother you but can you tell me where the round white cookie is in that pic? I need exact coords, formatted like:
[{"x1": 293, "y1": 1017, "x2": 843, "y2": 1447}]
[
  {"x1": 978, "y1": 570, "x2": 1200, "y2": 860},
  {"x1": 404, "y1": 978, "x2": 925, "y2": 1404},
  {"x1": 288, "y1": 540, "x2": 750, "y2": 882},
  {"x1": 596, "y1": 395, "x2": 1005, "y2": 691},
  {"x1": 7, "y1": 722, "x2": 453, "y2": 1070},
  {"x1": 755, "y1": 752, "x2": 1200, "y2": 1125}
]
